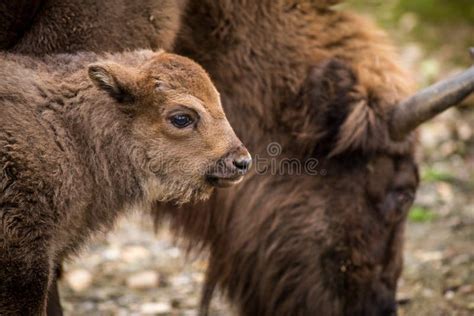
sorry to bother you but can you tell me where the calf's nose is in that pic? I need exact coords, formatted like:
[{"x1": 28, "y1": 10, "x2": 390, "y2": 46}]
[
  {"x1": 228, "y1": 144, "x2": 252, "y2": 175},
  {"x1": 233, "y1": 154, "x2": 252, "y2": 172}
]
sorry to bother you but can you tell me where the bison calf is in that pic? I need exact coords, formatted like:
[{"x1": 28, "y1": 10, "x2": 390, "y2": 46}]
[{"x1": 0, "y1": 50, "x2": 250, "y2": 315}]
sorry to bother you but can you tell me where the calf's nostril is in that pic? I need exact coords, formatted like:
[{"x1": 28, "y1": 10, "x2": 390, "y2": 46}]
[{"x1": 233, "y1": 155, "x2": 252, "y2": 172}]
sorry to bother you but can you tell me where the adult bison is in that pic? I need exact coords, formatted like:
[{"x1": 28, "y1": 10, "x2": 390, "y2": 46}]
[
  {"x1": 154, "y1": 1, "x2": 474, "y2": 315},
  {"x1": 0, "y1": 0, "x2": 186, "y2": 53}
]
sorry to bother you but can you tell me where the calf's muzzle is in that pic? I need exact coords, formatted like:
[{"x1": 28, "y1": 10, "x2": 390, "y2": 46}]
[{"x1": 206, "y1": 145, "x2": 252, "y2": 188}]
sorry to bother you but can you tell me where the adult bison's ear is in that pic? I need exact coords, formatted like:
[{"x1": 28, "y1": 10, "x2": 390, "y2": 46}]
[{"x1": 88, "y1": 62, "x2": 137, "y2": 103}]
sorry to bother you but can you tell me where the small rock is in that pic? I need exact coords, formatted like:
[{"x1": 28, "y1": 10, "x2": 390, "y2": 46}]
[
  {"x1": 457, "y1": 122, "x2": 472, "y2": 140},
  {"x1": 458, "y1": 284, "x2": 473, "y2": 294},
  {"x1": 64, "y1": 269, "x2": 93, "y2": 292},
  {"x1": 436, "y1": 182, "x2": 454, "y2": 203},
  {"x1": 444, "y1": 290, "x2": 455, "y2": 300},
  {"x1": 121, "y1": 245, "x2": 151, "y2": 263},
  {"x1": 181, "y1": 310, "x2": 198, "y2": 316},
  {"x1": 192, "y1": 272, "x2": 204, "y2": 283},
  {"x1": 103, "y1": 246, "x2": 121, "y2": 261},
  {"x1": 414, "y1": 250, "x2": 443, "y2": 263},
  {"x1": 114, "y1": 308, "x2": 130, "y2": 316},
  {"x1": 451, "y1": 254, "x2": 471, "y2": 266},
  {"x1": 78, "y1": 301, "x2": 95, "y2": 312},
  {"x1": 170, "y1": 274, "x2": 192, "y2": 287},
  {"x1": 126, "y1": 270, "x2": 160, "y2": 289},
  {"x1": 140, "y1": 302, "x2": 172, "y2": 315},
  {"x1": 168, "y1": 247, "x2": 181, "y2": 258},
  {"x1": 421, "y1": 288, "x2": 434, "y2": 298}
]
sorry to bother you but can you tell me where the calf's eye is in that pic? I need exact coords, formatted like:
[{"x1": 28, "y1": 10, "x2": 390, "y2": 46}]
[{"x1": 170, "y1": 114, "x2": 194, "y2": 128}]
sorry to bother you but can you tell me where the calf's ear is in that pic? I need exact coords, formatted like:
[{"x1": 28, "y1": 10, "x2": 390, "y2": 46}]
[{"x1": 88, "y1": 62, "x2": 137, "y2": 103}]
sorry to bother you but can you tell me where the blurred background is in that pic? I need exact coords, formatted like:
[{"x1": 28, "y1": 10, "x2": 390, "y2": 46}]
[{"x1": 60, "y1": 1, "x2": 474, "y2": 315}]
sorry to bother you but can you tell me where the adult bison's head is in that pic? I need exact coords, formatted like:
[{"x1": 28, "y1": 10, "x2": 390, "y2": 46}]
[{"x1": 280, "y1": 59, "x2": 473, "y2": 315}]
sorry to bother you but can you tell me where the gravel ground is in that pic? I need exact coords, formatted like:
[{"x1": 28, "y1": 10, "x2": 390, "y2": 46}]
[
  {"x1": 397, "y1": 107, "x2": 474, "y2": 316},
  {"x1": 60, "y1": 214, "x2": 231, "y2": 316}
]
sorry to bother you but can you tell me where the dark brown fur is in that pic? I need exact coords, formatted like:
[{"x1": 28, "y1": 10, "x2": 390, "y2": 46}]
[
  {"x1": 0, "y1": 0, "x2": 42, "y2": 49},
  {"x1": 0, "y1": 50, "x2": 247, "y2": 315},
  {"x1": 152, "y1": 1, "x2": 420, "y2": 315},
  {"x1": 0, "y1": 0, "x2": 186, "y2": 54}
]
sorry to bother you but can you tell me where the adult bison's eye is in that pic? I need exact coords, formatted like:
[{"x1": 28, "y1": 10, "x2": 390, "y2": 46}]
[
  {"x1": 393, "y1": 188, "x2": 415, "y2": 208},
  {"x1": 378, "y1": 187, "x2": 416, "y2": 223},
  {"x1": 170, "y1": 114, "x2": 194, "y2": 128}
]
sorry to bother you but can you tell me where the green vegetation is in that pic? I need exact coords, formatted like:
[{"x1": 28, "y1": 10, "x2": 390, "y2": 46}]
[
  {"x1": 421, "y1": 168, "x2": 454, "y2": 183},
  {"x1": 408, "y1": 206, "x2": 437, "y2": 222},
  {"x1": 394, "y1": 0, "x2": 474, "y2": 24},
  {"x1": 346, "y1": 0, "x2": 474, "y2": 67},
  {"x1": 346, "y1": 0, "x2": 474, "y2": 23}
]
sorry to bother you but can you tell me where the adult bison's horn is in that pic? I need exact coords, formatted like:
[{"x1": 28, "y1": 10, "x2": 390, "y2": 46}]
[{"x1": 389, "y1": 65, "x2": 474, "y2": 141}]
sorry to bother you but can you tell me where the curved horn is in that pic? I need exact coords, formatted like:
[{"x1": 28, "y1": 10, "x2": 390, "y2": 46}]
[{"x1": 390, "y1": 65, "x2": 474, "y2": 141}]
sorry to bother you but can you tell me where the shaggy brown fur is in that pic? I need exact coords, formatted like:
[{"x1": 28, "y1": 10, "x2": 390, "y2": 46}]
[
  {"x1": 0, "y1": 0, "x2": 42, "y2": 49},
  {"x1": 150, "y1": 1, "x2": 420, "y2": 315},
  {"x1": 0, "y1": 0, "x2": 186, "y2": 54},
  {"x1": 0, "y1": 50, "x2": 249, "y2": 315}
]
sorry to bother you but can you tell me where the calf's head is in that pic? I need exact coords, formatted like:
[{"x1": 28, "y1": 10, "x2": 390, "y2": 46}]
[{"x1": 88, "y1": 51, "x2": 251, "y2": 203}]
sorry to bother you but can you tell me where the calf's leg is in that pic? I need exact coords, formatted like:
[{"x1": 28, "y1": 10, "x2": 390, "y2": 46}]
[{"x1": 0, "y1": 210, "x2": 52, "y2": 315}]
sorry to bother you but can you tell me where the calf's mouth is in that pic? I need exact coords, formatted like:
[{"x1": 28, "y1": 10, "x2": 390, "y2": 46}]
[{"x1": 206, "y1": 173, "x2": 245, "y2": 188}]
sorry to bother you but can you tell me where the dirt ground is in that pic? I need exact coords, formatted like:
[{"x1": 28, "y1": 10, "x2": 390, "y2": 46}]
[{"x1": 398, "y1": 108, "x2": 474, "y2": 316}]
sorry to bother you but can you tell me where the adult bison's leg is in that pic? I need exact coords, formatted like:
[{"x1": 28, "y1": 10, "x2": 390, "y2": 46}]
[
  {"x1": 46, "y1": 266, "x2": 63, "y2": 316},
  {"x1": 0, "y1": 208, "x2": 52, "y2": 315}
]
